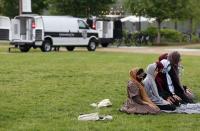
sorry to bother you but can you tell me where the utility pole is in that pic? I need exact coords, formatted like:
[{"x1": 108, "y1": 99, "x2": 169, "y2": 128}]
[{"x1": 19, "y1": 0, "x2": 22, "y2": 15}]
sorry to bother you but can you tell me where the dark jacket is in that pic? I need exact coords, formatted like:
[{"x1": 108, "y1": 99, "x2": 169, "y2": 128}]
[{"x1": 155, "y1": 72, "x2": 172, "y2": 99}]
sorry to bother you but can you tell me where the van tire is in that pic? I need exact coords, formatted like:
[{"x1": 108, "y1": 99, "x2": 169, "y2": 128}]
[
  {"x1": 19, "y1": 45, "x2": 31, "y2": 52},
  {"x1": 87, "y1": 40, "x2": 96, "y2": 51},
  {"x1": 66, "y1": 46, "x2": 75, "y2": 51},
  {"x1": 41, "y1": 40, "x2": 52, "y2": 52}
]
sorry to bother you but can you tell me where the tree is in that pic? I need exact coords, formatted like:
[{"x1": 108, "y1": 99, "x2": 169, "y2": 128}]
[
  {"x1": 124, "y1": 0, "x2": 146, "y2": 31},
  {"x1": 169, "y1": 0, "x2": 200, "y2": 40},
  {"x1": 0, "y1": 0, "x2": 47, "y2": 18},
  {"x1": 46, "y1": 0, "x2": 116, "y2": 17},
  {"x1": 1, "y1": 0, "x2": 18, "y2": 18},
  {"x1": 186, "y1": 0, "x2": 200, "y2": 35},
  {"x1": 0, "y1": 0, "x2": 2, "y2": 15},
  {"x1": 124, "y1": 0, "x2": 190, "y2": 44}
]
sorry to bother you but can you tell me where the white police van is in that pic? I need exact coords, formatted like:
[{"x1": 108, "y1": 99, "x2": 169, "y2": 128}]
[{"x1": 0, "y1": 15, "x2": 98, "y2": 52}]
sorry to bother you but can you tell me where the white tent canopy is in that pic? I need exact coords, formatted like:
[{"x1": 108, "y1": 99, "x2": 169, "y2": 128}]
[{"x1": 120, "y1": 16, "x2": 155, "y2": 23}]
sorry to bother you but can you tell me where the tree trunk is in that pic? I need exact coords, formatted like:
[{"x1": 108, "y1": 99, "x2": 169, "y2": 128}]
[
  {"x1": 174, "y1": 20, "x2": 178, "y2": 30},
  {"x1": 156, "y1": 20, "x2": 161, "y2": 44},
  {"x1": 19, "y1": 0, "x2": 22, "y2": 15},
  {"x1": 189, "y1": 18, "x2": 193, "y2": 43},
  {"x1": 138, "y1": 16, "x2": 141, "y2": 32}
]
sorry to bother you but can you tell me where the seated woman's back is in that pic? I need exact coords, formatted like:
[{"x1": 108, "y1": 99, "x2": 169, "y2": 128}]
[{"x1": 120, "y1": 68, "x2": 160, "y2": 114}]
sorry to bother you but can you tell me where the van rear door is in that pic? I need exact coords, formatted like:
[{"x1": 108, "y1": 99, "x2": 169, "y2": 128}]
[
  {"x1": 11, "y1": 19, "x2": 20, "y2": 40},
  {"x1": 107, "y1": 21, "x2": 113, "y2": 38},
  {"x1": 34, "y1": 17, "x2": 44, "y2": 46},
  {"x1": 96, "y1": 21, "x2": 103, "y2": 38},
  {"x1": 0, "y1": 16, "x2": 11, "y2": 41}
]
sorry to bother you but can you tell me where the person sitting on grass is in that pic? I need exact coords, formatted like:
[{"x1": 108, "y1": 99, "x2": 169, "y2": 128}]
[
  {"x1": 155, "y1": 60, "x2": 179, "y2": 106},
  {"x1": 167, "y1": 51, "x2": 194, "y2": 103},
  {"x1": 157, "y1": 59, "x2": 183, "y2": 106},
  {"x1": 120, "y1": 68, "x2": 160, "y2": 114},
  {"x1": 143, "y1": 63, "x2": 176, "y2": 111}
]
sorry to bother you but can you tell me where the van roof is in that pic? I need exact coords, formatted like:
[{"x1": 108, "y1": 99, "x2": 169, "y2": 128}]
[
  {"x1": 0, "y1": 16, "x2": 10, "y2": 20},
  {"x1": 14, "y1": 15, "x2": 85, "y2": 21},
  {"x1": 42, "y1": 16, "x2": 76, "y2": 19},
  {"x1": 15, "y1": 14, "x2": 41, "y2": 19}
]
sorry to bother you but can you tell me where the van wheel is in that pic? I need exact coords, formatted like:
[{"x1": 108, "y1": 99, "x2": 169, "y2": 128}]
[
  {"x1": 87, "y1": 40, "x2": 96, "y2": 51},
  {"x1": 19, "y1": 45, "x2": 31, "y2": 52},
  {"x1": 66, "y1": 46, "x2": 75, "y2": 51},
  {"x1": 41, "y1": 40, "x2": 52, "y2": 52}
]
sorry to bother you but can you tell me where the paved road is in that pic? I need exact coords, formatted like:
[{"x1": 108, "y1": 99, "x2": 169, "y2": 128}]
[
  {"x1": 1, "y1": 43, "x2": 200, "y2": 56},
  {"x1": 96, "y1": 44, "x2": 200, "y2": 56}
]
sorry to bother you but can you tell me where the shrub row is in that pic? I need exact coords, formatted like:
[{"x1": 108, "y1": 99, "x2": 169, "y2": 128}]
[{"x1": 139, "y1": 27, "x2": 200, "y2": 43}]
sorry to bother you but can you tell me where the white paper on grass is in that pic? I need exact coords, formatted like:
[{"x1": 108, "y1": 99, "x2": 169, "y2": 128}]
[
  {"x1": 97, "y1": 99, "x2": 112, "y2": 108},
  {"x1": 78, "y1": 113, "x2": 99, "y2": 121},
  {"x1": 78, "y1": 113, "x2": 113, "y2": 121}
]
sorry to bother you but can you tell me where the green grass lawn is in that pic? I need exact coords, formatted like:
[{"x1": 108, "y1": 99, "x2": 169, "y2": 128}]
[{"x1": 0, "y1": 45, "x2": 200, "y2": 131}]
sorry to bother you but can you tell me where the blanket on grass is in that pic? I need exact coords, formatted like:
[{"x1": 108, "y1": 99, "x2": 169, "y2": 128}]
[{"x1": 163, "y1": 103, "x2": 200, "y2": 114}]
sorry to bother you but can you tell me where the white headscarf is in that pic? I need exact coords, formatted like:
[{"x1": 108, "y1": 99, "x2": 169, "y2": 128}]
[
  {"x1": 143, "y1": 63, "x2": 169, "y2": 105},
  {"x1": 160, "y1": 59, "x2": 175, "y2": 94}
]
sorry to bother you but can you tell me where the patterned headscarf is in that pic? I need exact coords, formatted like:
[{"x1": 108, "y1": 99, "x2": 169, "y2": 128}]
[{"x1": 129, "y1": 68, "x2": 158, "y2": 107}]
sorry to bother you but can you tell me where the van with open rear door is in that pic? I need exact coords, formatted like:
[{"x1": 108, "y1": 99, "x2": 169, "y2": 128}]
[
  {"x1": 0, "y1": 14, "x2": 98, "y2": 52},
  {"x1": 9, "y1": 15, "x2": 44, "y2": 52},
  {"x1": 0, "y1": 14, "x2": 99, "y2": 52}
]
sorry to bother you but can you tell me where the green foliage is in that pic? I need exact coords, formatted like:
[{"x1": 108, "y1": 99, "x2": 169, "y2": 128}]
[
  {"x1": 186, "y1": 0, "x2": 200, "y2": 20},
  {"x1": 191, "y1": 35, "x2": 200, "y2": 43},
  {"x1": 0, "y1": 0, "x2": 47, "y2": 18},
  {"x1": 46, "y1": 0, "x2": 115, "y2": 17},
  {"x1": 124, "y1": 0, "x2": 189, "y2": 23},
  {"x1": 142, "y1": 27, "x2": 185, "y2": 43},
  {"x1": 143, "y1": 27, "x2": 157, "y2": 38},
  {"x1": 123, "y1": 0, "x2": 195, "y2": 44},
  {"x1": 0, "y1": 0, "x2": 18, "y2": 18},
  {"x1": 0, "y1": 45, "x2": 200, "y2": 130},
  {"x1": 0, "y1": 0, "x2": 2, "y2": 15},
  {"x1": 160, "y1": 29, "x2": 182, "y2": 42}
]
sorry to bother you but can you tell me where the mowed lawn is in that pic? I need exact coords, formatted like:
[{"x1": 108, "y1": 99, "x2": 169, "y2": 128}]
[{"x1": 0, "y1": 45, "x2": 200, "y2": 131}]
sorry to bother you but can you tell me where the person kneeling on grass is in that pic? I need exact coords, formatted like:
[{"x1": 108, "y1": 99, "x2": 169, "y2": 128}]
[
  {"x1": 143, "y1": 63, "x2": 176, "y2": 111},
  {"x1": 120, "y1": 68, "x2": 160, "y2": 114},
  {"x1": 157, "y1": 52, "x2": 194, "y2": 104},
  {"x1": 167, "y1": 51, "x2": 194, "y2": 103}
]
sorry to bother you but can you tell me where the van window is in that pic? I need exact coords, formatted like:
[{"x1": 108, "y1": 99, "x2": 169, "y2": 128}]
[
  {"x1": 35, "y1": 18, "x2": 43, "y2": 29},
  {"x1": 0, "y1": 17, "x2": 10, "y2": 28},
  {"x1": 78, "y1": 20, "x2": 89, "y2": 29}
]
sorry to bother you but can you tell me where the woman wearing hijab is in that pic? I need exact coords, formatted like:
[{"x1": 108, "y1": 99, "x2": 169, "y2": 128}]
[
  {"x1": 120, "y1": 68, "x2": 160, "y2": 114},
  {"x1": 143, "y1": 63, "x2": 176, "y2": 110},
  {"x1": 155, "y1": 59, "x2": 182, "y2": 106},
  {"x1": 168, "y1": 51, "x2": 194, "y2": 103},
  {"x1": 155, "y1": 59, "x2": 179, "y2": 106}
]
